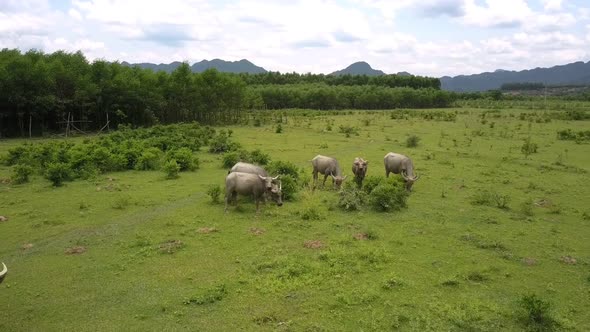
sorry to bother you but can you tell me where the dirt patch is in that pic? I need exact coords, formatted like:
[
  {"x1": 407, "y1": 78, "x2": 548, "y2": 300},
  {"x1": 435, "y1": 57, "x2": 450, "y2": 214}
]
[
  {"x1": 197, "y1": 227, "x2": 219, "y2": 234},
  {"x1": 534, "y1": 199, "x2": 553, "y2": 207},
  {"x1": 22, "y1": 243, "x2": 34, "y2": 250},
  {"x1": 65, "y1": 246, "x2": 87, "y2": 255},
  {"x1": 159, "y1": 240, "x2": 184, "y2": 254},
  {"x1": 522, "y1": 257, "x2": 537, "y2": 266},
  {"x1": 0, "y1": 178, "x2": 11, "y2": 184},
  {"x1": 0, "y1": 216, "x2": 8, "y2": 222},
  {"x1": 249, "y1": 227, "x2": 265, "y2": 236},
  {"x1": 559, "y1": 256, "x2": 577, "y2": 265},
  {"x1": 353, "y1": 233, "x2": 368, "y2": 240},
  {"x1": 303, "y1": 240, "x2": 325, "y2": 249}
]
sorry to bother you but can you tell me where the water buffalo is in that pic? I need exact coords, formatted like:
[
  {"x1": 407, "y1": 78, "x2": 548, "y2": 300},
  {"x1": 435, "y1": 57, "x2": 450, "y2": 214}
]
[
  {"x1": 0, "y1": 262, "x2": 7, "y2": 284},
  {"x1": 384, "y1": 152, "x2": 420, "y2": 191},
  {"x1": 352, "y1": 157, "x2": 368, "y2": 187},
  {"x1": 311, "y1": 155, "x2": 347, "y2": 189},
  {"x1": 225, "y1": 172, "x2": 283, "y2": 213},
  {"x1": 229, "y1": 162, "x2": 279, "y2": 191}
]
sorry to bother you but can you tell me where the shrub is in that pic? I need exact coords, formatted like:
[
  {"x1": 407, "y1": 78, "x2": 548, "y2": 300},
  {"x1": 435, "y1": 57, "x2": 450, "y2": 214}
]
[
  {"x1": 266, "y1": 160, "x2": 300, "y2": 181},
  {"x1": 521, "y1": 138, "x2": 538, "y2": 158},
  {"x1": 135, "y1": 148, "x2": 161, "y2": 170},
  {"x1": 222, "y1": 151, "x2": 241, "y2": 169},
  {"x1": 163, "y1": 159, "x2": 180, "y2": 179},
  {"x1": 406, "y1": 135, "x2": 420, "y2": 148},
  {"x1": 11, "y1": 164, "x2": 34, "y2": 184},
  {"x1": 338, "y1": 185, "x2": 366, "y2": 211},
  {"x1": 275, "y1": 123, "x2": 283, "y2": 133},
  {"x1": 338, "y1": 125, "x2": 359, "y2": 137},
  {"x1": 362, "y1": 176, "x2": 384, "y2": 195},
  {"x1": 207, "y1": 184, "x2": 222, "y2": 204},
  {"x1": 169, "y1": 147, "x2": 198, "y2": 171},
  {"x1": 208, "y1": 130, "x2": 241, "y2": 153},
  {"x1": 45, "y1": 162, "x2": 72, "y2": 186},
  {"x1": 518, "y1": 294, "x2": 559, "y2": 331},
  {"x1": 249, "y1": 149, "x2": 270, "y2": 165},
  {"x1": 369, "y1": 179, "x2": 409, "y2": 212},
  {"x1": 278, "y1": 174, "x2": 298, "y2": 201}
]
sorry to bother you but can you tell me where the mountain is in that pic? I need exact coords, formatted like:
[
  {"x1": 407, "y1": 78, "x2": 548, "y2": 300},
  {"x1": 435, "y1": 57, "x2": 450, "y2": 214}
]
[
  {"x1": 122, "y1": 59, "x2": 267, "y2": 74},
  {"x1": 440, "y1": 61, "x2": 590, "y2": 92},
  {"x1": 330, "y1": 61, "x2": 385, "y2": 76}
]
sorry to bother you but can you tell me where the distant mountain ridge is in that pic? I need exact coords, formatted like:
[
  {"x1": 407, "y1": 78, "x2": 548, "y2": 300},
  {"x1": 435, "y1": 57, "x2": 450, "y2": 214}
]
[
  {"x1": 122, "y1": 58, "x2": 590, "y2": 92},
  {"x1": 122, "y1": 59, "x2": 267, "y2": 74},
  {"x1": 440, "y1": 61, "x2": 590, "y2": 92}
]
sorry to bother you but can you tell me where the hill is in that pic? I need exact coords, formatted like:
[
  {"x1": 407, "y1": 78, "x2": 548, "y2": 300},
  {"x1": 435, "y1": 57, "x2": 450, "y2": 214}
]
[
  {"x1": 330, "y1": 61, "x2": 386, "y2": 76},
  {"x1": 122, "y1": 59, "x2": 267, "y2": 74},
  {"x1": 440, "y1": 61, "x2": 590, "y2": 92}
]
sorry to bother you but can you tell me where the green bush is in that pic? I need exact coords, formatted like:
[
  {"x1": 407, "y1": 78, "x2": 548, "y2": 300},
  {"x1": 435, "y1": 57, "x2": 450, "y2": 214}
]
[
  {"x1": 521, "y1": 138, "x2": 538, "y2": 158},
  {"x1": 275, "y1": 123, "x2": 283, "y2": 133},
  {"x1": 11, "y1": 164, "x2": 34, "y2": 184},
  {"x1": 206, "y1": 184, "x2": 222, "y2": 204},
  {"x1": 406, "y1": 135, "x2": 421, "y2": 148},
  {"x1": 169, "y1": 147, "x2": 198, "y2": 171},
  {"x1": 249, "y1": 149, "x2": 270, "y2": 165},
  {"x1": 135, "y1": 148, "x2": 161, "y2": 170},
  {"x1": 338, "y1": 185, "x2": 367, "y2": 211},
  {"x1": 266, "y1": 160, "x2": 300, "y2": 180},
  {"x1": 163, "y1": 160, "x2": 180, "y2": 179},
  {"x1": 222, "y1": 151, "x2": 241, "y2": 169},
  {"x1": 362, "y1": 176, "x2": 384, "y2": 195},
  {"x1": 278, "y1": 175, "x2": 298, "y2": 201},
  {"x1": 338, "y1": 125, "x2": 359, "y2": 137},
  {"x1": 369, "y1": 179, "x2": 409, "y2": 212},
  {"x1": 45, "y1": 162, "x2": 72, "y2": 186},
  {"x1": 208, "y1": 130, "x2": 241, "y2": 153}
]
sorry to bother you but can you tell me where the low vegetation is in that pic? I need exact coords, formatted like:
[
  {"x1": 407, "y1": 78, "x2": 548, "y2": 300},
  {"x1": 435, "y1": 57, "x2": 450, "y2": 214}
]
[{"x1": 1, "y1": 106, "x2": 588, "y2": 330}]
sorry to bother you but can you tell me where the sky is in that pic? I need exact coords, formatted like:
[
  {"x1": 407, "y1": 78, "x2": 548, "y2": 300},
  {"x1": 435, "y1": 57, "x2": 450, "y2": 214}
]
[{"x1": 1, "y1": 0, "x2": 589, "y2": 77}]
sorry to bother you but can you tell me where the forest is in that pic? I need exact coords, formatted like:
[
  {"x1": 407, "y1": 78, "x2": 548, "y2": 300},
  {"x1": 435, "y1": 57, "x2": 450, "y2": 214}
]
[{"x1": 0, "y1": 49, "x2": 452, "y2": 137}]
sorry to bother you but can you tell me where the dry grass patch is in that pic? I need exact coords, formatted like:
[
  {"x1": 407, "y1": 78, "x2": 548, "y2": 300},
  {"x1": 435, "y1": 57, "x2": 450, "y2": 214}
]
[
  {"x1": 65, "y1": 246, "x2": 87, "y2": 255},
  {"x1": 304, "y1": 240, "x2": 325, "y2": 249}
]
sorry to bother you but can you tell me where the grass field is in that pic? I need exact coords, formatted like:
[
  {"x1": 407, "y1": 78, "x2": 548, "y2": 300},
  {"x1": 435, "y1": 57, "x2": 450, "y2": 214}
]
[{"x1": 1, "y1": 107, "x2": 589, "y2": 331}]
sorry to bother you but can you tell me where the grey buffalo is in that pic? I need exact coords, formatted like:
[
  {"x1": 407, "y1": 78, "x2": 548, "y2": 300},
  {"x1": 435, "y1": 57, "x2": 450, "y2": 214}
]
[
  {"x1": 352, "y1": 157, "x2": 368, "y2": 187},
  {"x1": 311, "y1": 154, "x2": 347, "y2": 189},
  {"x1": 0, "y1": 262, "x2": 7, "y2": 284},
  {"x1": 384, "y1": 152, "x2": 420, "y2": 191},
  {"x1": 225, "y1": 172, "x2": 283, "y2": 213},
  {"x1": 229, "y1": 162, "x2": 279, "y2": 191}
]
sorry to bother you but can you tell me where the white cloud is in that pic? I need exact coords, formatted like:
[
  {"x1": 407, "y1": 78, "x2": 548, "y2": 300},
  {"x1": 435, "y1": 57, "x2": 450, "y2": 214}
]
[
  {"x1": 542, "y1": 0, "x2": 563, "y2": 11},
  {"x1": 1, "y1": 0, "x2": 588, "y2": 77}
]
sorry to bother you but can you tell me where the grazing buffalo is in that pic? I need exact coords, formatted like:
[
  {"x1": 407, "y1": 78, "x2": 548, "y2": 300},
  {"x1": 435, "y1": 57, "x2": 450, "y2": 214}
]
[
  {"x1": 352, "y1": 157, "x2": 368, "y2": 187},
  {"x1": 229, "y1": 162, "x2": 279, "y2": 191},
  {"x1": 384, "y1": 152, "x2": 420, "y2": 191},
  {"x1": 0, "y1": 262, "x2": 7, "y2": 284},
  {"x1": 225, "y1": 172, "x2": 283, "y2": 213},
  {"x1": 311, "y1": 155, "x2": 347, "y2": 189}
]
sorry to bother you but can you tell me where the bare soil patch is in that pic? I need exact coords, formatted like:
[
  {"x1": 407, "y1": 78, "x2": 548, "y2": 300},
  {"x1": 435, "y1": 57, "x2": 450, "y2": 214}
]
[
  {"x1": 197, "y1": 227, "x2": 219, "y2": 234},
  {"x1": 304, "y1": 240, "x2": 325, "y2": 249},
  {"x1": 249, "y1": 227, "x2": 265, "y2": 235},
  {"x1": 65, "y1": 246, "x2": 87, "y2": 255}
]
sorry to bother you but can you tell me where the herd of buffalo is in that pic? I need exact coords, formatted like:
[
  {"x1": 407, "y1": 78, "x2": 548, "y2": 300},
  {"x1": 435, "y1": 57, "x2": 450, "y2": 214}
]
[
  {"x1": 0, "y1": 153, "x2": 420, "y2": 283},
  {"x1": 224, "y1": 152, "x2": 420, "y2": 213}
]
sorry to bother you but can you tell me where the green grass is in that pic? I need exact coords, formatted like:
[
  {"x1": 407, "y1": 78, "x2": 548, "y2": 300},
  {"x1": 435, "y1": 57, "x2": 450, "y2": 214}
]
[{"x1": 1, "y1": 108, "x2": 590, "y2": 331}]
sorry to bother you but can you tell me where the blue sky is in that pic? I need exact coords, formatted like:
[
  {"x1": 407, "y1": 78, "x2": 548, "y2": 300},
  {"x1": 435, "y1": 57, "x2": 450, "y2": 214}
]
[{"x1": 1, "y1": 0, "x2": 589, "y2": 76}]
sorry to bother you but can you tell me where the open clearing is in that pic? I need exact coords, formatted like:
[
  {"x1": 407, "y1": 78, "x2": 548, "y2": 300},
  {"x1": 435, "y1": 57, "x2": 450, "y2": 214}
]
[{"x1": 1, "y1": 107, "x2": 590, "y2": 331}]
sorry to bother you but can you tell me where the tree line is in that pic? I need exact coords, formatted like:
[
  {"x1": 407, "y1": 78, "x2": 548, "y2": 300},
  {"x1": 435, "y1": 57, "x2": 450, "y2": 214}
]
[
  {"x1": 236, "y1": 71, "x2": 441, "y2": 89},
  {"x1": 0, "y1": 49, "x2": 452, "y2": 137}
]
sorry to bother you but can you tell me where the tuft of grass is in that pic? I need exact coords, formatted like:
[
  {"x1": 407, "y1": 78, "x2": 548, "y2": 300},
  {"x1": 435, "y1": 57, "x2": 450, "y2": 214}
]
[
  {"x1": 183, "y1": 284, "x2": 227, "y2": 305},
  {"x1": 518, "y1": 294, "x2": 560, "y2": 331},
  {"x1": 406, "y1": 134, "x2": 421, "y2": 148},
  {"x1": 206, "y1": 184, "x2": 222, "y2": 204}
]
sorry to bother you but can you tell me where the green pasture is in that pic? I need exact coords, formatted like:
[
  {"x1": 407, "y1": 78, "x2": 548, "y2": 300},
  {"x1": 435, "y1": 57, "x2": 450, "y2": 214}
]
[{"x1": 1, "y1": 108, "x2": 589, "y2": 331}]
